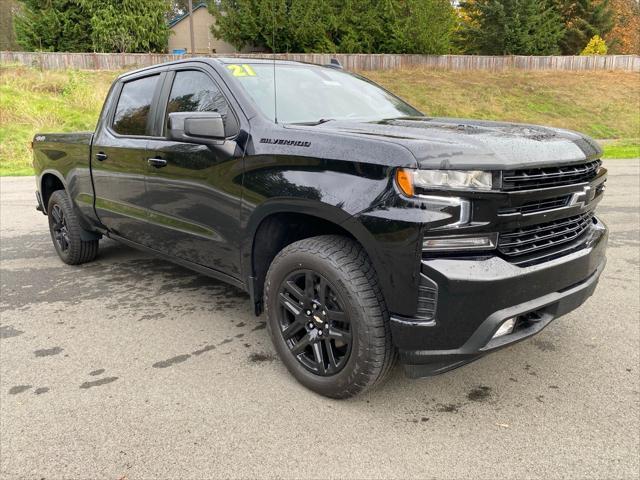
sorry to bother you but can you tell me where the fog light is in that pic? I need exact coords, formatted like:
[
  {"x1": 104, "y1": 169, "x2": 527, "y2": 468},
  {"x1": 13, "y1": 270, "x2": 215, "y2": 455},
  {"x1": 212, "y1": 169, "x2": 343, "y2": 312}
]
[
  {"x1": 422, "y1": 233, "x2": 497, "y2": 251},
  {"x1": 493, "y1": 317, "x2": 516, "y2": 338}
]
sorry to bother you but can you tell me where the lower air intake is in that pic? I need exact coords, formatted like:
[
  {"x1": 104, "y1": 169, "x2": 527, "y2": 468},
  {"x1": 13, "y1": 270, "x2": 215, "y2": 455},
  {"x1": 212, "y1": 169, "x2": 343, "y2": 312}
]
[{"x1": 416, "y1": 274, "x2": 438, "y2": 321}]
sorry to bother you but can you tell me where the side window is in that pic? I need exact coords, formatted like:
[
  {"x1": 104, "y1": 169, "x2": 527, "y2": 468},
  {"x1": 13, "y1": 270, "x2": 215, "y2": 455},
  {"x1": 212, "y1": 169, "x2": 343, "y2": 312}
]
[
  {"x1": 166, "y1": 70, "x2": 236, "y2": 134},
  {"x1": 112, "y1": 75, "x2": 159, "y2": 136}
]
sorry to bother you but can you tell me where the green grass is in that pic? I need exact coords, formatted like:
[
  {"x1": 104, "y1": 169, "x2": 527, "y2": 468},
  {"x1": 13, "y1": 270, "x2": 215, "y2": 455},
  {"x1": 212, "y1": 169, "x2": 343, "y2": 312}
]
[
  {"x1": 1, "y1": 65, "x2": 638, "y2": 176},
  {"x1": 602, "y1": 139, "x2": 640, "y2": 159},
  {"x1": 0, "y1": 65, "x2": 118, "y2": 176},
  {"x1": 367, "y1": 69, "x2": 640, "y2": 141}
]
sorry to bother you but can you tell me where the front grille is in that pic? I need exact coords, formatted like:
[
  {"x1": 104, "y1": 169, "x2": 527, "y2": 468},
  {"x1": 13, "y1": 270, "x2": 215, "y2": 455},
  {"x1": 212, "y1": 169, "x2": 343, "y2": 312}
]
[
  {"x1": 498, "y1": 212, "x2": 594, "y2": 259},
  {"x1": 416, "y1": 274, "x2": 437, "y2": 321},
  {"x1": 498, "y1": 195, "x2": 570, "y2": 215},
  {"x1": 502, "y1": 160, "x2": 601, "y2": 191}
]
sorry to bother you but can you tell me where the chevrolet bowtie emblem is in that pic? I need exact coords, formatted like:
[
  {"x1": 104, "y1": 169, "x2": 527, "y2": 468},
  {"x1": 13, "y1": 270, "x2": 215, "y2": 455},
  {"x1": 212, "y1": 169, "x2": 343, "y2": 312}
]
[{"x1": 569, "y1": 185, "x2": 596, "y2": 208}]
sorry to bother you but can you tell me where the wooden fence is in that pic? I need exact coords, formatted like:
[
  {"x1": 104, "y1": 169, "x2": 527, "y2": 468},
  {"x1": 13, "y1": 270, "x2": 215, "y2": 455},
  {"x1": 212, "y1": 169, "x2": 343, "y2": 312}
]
[{"x1": 1, "y1": 51, "x2": 639, "y2": 72}]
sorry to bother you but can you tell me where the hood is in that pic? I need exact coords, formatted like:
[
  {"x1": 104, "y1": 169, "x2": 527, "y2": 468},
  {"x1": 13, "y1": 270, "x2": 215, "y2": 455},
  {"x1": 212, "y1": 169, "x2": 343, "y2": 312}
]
[{"x1": 301, "y1": 117, "x2": 602, "y2": 170}]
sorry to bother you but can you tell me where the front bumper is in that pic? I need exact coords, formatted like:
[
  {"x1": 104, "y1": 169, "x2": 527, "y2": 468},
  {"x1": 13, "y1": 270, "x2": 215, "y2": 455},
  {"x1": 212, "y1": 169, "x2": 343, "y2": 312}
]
[{"x1": 391, "y1": 218, "x2": 608, "y2": 378}]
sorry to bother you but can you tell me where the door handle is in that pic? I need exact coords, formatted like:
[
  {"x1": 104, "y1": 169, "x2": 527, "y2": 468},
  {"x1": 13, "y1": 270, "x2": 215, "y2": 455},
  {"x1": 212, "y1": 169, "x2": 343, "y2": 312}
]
[
  {"x1": 95, "y1": 152, "x2": 108, "y2": 161},
  {"x1": 148, "y1": 157, "x2": 167, "y2": 168}
]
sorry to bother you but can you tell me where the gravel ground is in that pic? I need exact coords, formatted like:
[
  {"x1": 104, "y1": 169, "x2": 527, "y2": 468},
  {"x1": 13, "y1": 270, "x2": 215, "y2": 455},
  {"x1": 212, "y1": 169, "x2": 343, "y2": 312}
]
[{"x1": 1, "y1": 160, "x2": 638, "y2": 479}]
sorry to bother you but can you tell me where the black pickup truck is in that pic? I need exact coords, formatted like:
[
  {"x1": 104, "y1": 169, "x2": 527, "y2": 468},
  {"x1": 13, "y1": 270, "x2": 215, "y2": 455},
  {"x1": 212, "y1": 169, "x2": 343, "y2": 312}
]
[{"x1": 32, "y1": 58, "x2": 608, "y2": 398}]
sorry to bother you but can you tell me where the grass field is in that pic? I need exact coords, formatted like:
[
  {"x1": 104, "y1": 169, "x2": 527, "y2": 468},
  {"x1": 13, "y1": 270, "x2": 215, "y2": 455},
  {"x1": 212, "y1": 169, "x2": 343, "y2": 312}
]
[
  {"x1": 1, "y1": 66, "x2": 117, "y2": 176},
  {"x1": 1, "y1": 65, "x2": 638, "y2": 175}
]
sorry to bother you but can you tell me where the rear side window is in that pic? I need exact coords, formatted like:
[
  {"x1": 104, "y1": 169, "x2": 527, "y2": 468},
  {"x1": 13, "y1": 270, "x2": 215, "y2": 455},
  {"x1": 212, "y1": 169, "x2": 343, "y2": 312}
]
[
  {"x1": 166, "y1": 70, "x2": 235, "y2": 134},
  {"x1": 112, "y1": 75, "x2": 159, "y2": 136}
]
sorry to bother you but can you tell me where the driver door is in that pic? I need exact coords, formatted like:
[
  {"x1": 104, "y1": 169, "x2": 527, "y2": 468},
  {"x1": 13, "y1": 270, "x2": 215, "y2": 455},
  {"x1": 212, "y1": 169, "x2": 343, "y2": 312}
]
[{"x1": 143, "y1": 67, "x2": 245, "y2": 279}]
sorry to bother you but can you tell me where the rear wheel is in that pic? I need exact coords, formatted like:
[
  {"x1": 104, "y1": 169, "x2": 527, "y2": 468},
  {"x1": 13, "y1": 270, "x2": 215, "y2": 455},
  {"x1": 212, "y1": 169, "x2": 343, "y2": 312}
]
[
  {"x1": 47, "y1": 190, "x2": 99, "y2": 265},
  {"x1": 264, "y1": 235, "x2": 395, "y2": 398}
]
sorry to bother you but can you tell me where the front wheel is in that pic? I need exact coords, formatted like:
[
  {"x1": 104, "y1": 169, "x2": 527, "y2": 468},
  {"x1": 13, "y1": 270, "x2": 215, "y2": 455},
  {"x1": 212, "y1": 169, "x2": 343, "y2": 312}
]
[
  {"x1": 47, "y1": 190, "x2": 99, "y2": 265},
  {"x1": 264, "y1": 235, "x2": 395, "y2": 398}
]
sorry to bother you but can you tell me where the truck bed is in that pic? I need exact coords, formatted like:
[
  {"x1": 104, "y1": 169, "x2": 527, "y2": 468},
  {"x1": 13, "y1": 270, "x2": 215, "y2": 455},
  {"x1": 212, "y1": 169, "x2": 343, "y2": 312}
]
[
  {"x1": 32, "y1": 132, "x2": 98, "y2": 229},
  {"x1": 32, "y1": 132, "x2": 94, "y2": 176}
]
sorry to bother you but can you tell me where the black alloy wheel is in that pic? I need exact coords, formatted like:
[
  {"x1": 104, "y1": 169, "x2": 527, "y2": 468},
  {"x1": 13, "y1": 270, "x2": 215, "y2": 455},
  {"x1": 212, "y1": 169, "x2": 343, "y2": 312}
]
[
  {"x1": 264, "y1": 235, "x2": 396, "y2": 398},
  {"x1": 50, "y1": 204, "x2": 70, "y2": 252},
  {"x1": 277, "y1": 270, "x2": 352, "y2": 376},
  {"x1": 47, "y1": 190, "x2": 99, "y2": 265}
]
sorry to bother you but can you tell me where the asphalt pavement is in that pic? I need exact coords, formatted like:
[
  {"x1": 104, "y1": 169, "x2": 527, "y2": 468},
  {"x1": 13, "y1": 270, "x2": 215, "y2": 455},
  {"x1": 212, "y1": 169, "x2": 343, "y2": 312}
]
[{"x1": 1, "y1": 160, "x2": 638, "y2": 479}]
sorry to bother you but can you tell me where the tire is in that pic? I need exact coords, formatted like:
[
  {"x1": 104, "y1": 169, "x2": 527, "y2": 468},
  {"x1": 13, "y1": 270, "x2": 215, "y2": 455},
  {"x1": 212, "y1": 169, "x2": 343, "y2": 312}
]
[
  {"x1": 264, "y1": 235, "x2": 396, "y2": 398},
  {"x1": 47, "y1": 190, "x2": 99, "y2": 265}
]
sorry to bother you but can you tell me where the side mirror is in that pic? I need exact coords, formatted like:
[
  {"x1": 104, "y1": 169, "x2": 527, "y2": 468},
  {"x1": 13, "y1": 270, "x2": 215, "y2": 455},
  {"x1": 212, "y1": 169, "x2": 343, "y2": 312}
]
[{"x1": 168, "y1": 112, "x2": 226, "y2": 144}]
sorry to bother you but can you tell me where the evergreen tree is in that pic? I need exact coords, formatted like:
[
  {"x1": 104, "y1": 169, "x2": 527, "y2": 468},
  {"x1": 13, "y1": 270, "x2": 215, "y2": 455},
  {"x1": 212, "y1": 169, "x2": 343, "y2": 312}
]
[
  {"x1": 256, "y1": 0, "x2": 295, "y2": 51},
  {"x1": 288, "y1": 0, "x2": 336, "y2": 52},
  {"x1": 210, "y1": 0, "x2": 263, "y2": 51},
  {"x1": 81, "y1": 0, "x2": 172, "y2": 53},
  {"x1": 458, "y1": 0, "x2": 566, "y2": 55},
  {"x1": 335, "y1": 0, "x2": 457, "y2": 54},
  {"x1": 210, "y1": 0, "x2": 456, "y2": 54},
  {"x1": 392, "y1": 0, "x2": 457, "y2": 54},
  {"x1": 552, "y1": 0, "x2": 614, "y2": 54},
  {"x1": 336, "y1": 0, "x2": 385, "y2": 53},
  {"x1": 14, "y1": 0, "x2": 93, "y2": 52},
  {"x1": 377, "y1": 0, "x2": 403, "y2": 53},
  {"x1": 15, "y1": 0, "x2": 171, "y2": 52}
]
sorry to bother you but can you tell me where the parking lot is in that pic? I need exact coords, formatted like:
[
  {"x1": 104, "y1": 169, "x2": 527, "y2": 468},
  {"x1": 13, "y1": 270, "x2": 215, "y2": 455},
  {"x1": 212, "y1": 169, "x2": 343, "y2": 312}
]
[{"x1": 1, "y1": 160, "x2": 638, "y2": 479}]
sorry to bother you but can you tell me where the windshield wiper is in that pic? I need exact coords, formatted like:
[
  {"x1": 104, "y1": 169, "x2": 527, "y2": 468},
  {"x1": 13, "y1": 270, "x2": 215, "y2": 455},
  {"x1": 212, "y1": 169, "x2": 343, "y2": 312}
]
[{"x1": 290, "y1": 118, "x2": 336, "y2": 126}]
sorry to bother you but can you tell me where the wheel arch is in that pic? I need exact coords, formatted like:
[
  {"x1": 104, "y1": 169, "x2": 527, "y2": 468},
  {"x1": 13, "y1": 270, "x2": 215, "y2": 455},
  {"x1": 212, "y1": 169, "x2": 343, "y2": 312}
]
[
  {"x1": 39, "y1": 170, "x2": 101, "y2": 241},
  {"x1": 39, "y1": 170, "x2": 67, "y2": 213},
  {"x1": 244, "y1": 200, "x2": 382, "y2": 315}
]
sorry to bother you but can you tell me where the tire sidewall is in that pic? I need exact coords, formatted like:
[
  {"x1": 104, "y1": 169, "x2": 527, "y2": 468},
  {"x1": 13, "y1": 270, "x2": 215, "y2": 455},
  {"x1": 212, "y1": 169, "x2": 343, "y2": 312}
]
[
  {"x1": 265, "y1": 248, "x2": 377, "y2": 397},
  {"x1": 47, "y1": 192, "x2": 73, "y2": 263}
]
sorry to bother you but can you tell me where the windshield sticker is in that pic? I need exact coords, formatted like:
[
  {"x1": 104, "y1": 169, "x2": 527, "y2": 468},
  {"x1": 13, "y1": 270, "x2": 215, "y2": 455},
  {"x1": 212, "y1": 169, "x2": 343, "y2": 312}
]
[{"x1": 227, "y1": 64, "x2": 257, "y2": 77}]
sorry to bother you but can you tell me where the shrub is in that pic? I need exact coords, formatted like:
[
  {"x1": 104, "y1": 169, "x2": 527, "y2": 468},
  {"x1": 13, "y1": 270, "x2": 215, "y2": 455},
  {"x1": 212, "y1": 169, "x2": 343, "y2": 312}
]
[{"x1": 581, "y1": 35, "x2": 609, "y2": 55}]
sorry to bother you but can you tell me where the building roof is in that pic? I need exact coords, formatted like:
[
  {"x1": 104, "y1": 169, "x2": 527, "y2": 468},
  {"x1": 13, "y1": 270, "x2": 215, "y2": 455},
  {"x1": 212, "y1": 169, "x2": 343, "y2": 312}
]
[{"x1": 168, "y1": 3, "x2": 208, "y2": 29}]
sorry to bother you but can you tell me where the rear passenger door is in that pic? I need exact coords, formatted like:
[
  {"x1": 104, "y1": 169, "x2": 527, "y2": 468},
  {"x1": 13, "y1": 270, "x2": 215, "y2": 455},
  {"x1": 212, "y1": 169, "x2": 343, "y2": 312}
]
[
  {"x1": 92, "y1": 71, "x2": 164, "y2": 245},
  {"x1": 143, "y1": 66, "x2": 245, "y2": 279}
]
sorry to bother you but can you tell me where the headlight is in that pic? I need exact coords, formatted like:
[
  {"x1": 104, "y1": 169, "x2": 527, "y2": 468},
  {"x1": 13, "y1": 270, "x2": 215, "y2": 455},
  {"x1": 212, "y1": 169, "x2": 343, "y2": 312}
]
[{"x1": 396, "y1": 168, "x2": 492, "y2": 196}]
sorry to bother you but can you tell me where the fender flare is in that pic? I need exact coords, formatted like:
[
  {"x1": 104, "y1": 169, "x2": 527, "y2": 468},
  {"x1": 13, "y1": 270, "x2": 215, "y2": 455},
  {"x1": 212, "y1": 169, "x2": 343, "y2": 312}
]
[
  {"x1": 37, "y1": 169, "x2": 100, "y2": 240},
  {"x1": 241, "y1": 198, "x2": 384, "y2": 286},
  {"x1": 38, "y1": 169, "x2": 68, "y2": 191},
  {"x1": 38, "y1": 169, "x2": 68, "y2": 211}
]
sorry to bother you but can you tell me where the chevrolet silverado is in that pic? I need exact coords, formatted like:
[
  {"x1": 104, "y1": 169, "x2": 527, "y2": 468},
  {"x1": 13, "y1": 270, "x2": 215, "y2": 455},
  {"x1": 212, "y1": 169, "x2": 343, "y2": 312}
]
[{"x1": 32, "y1": 58, "x2": 608, "y2": 398}]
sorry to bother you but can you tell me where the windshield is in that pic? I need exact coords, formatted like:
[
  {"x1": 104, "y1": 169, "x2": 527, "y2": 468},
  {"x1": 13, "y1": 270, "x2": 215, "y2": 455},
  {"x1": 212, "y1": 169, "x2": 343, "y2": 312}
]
[{"x1": 227, "y1": 63, "x2": 422, "y2": 124}]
